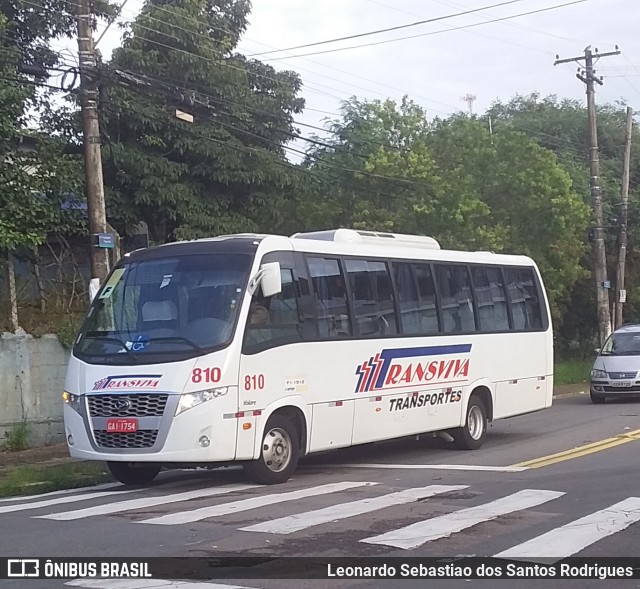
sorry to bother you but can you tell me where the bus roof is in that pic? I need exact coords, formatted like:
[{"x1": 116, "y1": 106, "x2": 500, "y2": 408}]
[{"x1": 124, "y1": 230, "x2": 536, "y2": 268}]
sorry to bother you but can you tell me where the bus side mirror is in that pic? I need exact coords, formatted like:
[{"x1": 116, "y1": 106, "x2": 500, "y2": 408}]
[{"x1": 249, "y1": 262, "x2": 282, "y2": 297}]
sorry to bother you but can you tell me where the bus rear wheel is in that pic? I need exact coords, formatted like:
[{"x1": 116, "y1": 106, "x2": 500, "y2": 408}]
[
  {"x1": 243, "y1": 415, "x2": 300, "y2": 485},
  {"x1": 452, "y1": 396, "x2": 487, "y2": 450},
  {"x1": 107, "y1": 462, "x2": 161, "y2": 485}
]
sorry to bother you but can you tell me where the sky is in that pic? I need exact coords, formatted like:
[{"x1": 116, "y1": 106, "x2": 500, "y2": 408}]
[{"x1": 54, "y1": 0, "x2": 640, "y2": 150}]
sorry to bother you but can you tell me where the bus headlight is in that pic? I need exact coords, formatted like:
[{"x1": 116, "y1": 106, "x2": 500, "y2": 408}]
[
  {"x1": 176, "y1": 387, "x2": 229, "y2": 416},
  {"x1": 62, "y1": 391, "x2": 82, "y2": 413}
]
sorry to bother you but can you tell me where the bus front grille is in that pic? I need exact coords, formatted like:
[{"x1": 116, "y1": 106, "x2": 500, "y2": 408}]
[
  {"x1": 87, "y1": 394, "x2": 168, "y2": 417},
  {"x1": 93, "y1": 430, "x2": 158, "y2": 449}
]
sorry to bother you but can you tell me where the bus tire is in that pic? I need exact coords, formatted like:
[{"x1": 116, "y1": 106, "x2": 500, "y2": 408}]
[
  {"x1": 452, "y1": 396, "x2": 487, "y2": 450},
  {"x1": 243, "y1": 415, "x2": 300, "y2": 485},
  {"x1": 107, "y1": 462, "x2": 161, "y2": 485},
  {"x1": 590, "y1": 391, "x2": 606, "y2": 404}
]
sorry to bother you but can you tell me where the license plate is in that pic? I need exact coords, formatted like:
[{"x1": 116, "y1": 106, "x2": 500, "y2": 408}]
[
  {"x1": 106, "y1": 418, "x2": 138, "y2": 433},
  {"x1": 611, "y1": 381, "x2": 633, "y2": 388}
]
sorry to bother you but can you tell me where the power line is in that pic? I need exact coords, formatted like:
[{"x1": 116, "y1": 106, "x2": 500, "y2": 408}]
[
  {"x1": 95, "y1": 0, "x2": 131, "y2": 47},
  {"x1": 248, "y1": 0, "x2": 529, "y2": 57},
  {"x1": 266, "y1": 0, "x2": 591, "y2": 61}
]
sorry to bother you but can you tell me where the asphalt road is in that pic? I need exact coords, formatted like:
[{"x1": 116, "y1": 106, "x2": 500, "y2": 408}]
[{"x1": 2, "y1": 392, "x2": 640, "y2": 589}]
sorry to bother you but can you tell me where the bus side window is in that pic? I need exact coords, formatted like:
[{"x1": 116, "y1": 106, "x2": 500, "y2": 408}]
[
  {"x1": 243, "y1": 268, "x2": 304, "y2": 352},
  {"x1": 345, "y1": 259, "x2": 398, "y2": 337},
  {"x1": 414, "y1": 264, "x2": 440, "y2": 334},
  {"x1": 307, "y1": 257, "x2": 352, "y2": 339},
  {"x1": 435, "y1": 264, "x2": 476, "y2": 333},
  {"x1": 471, "y1": 266, "x2": 509, "y2": 332},
  {"x1": 505, "y1": 267, "x2": 543, "y2": 330}
]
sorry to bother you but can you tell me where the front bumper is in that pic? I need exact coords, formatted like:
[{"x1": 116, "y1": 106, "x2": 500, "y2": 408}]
[{"x1": 590, "y1": 380, "x2": 640, "y2": 398}]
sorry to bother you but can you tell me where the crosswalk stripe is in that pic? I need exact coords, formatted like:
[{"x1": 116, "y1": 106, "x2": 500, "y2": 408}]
[
  {"x1": 495, "y1": 496, "x2": 640, "y2": 560},
  {"x1": 361, "y1": 489, "x2": 565, "y2": 549},
  {"x1": 36, "y1": 484, "x2": 260, "y2": 521},
  {"x1": 240, "y1": 484, "x2": 468, "y2": 535},
  {"x1": 0, "y1": 488, "x2": 139, "y2": 515},
  {"x1": 66, "y1": 579, "x2": 260, "y2": 589},
  {"x1": 140, "y1": 481, "x2": 377, "y2": 526}
]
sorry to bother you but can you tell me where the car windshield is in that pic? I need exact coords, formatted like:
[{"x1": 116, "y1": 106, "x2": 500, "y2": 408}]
[
  {"x1": 601, "y1": 332, "x2": 640, "y2": 356},
  {"x1": 74, "y1": 253, "x2": 252, "y2": 364}
]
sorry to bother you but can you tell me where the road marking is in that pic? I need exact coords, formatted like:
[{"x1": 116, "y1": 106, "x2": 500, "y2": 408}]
[
  {"x1": 495, "y1": 496, "x2": 640, "y2": 560},
  {"x1": 240, "y1": 484, "x2": 467, "y2": 535},
  {"x1": 513, "y1": 428, "x2": 640, "y2": 469},
  {"x1": 0, "y1": 483, "x2": 122, "y2": 504},
  {"x1": 66, "y1": 579, "x2": 259, "y2": 589},
  {"x1": 361, "y1": 489, "x2": 564, "y2": 549},
  {"x1": 141, "y1": 481, "x2": 376, "y2": 526},
  {"x1": 0, "y1": 488, "x2": 139, "y2": 515},
  {"x1": 331, "y1": 463, "x2": 527, "y2": 472},
  {"x1": 37, "y1": 484, "x2": 260, "y2": 521}
]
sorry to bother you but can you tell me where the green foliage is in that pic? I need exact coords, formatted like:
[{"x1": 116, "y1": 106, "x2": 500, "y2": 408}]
[
  {"x1": 487, "y1": 94, "x2": 640, "y2": 341},
  {"x1": 56, "y1": 314, "x2": 85, "y2": 349},
  {"x1": 98, "y1": 0, "x2": 305, "y2": 242},
  {"x1": 294, "y1": 97, "x2": 588, "y2": 326},
  {"x1": 0, "y1": 6, "x2": 87, "y2": 254},
  {"x1": 554, "y1": 358, "x2": 592, "y2": 385},
  {"x1": 428, "y1": 115, "x2": 590, "y2": 323},
  {"x1": 0, "y1": 462, "x2": 111, "y2": 498},
  {"x1": 1, "y1": 421, "x2": 29, "y2": 452}
]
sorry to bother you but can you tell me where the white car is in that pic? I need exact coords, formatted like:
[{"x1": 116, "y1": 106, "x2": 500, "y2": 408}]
[{"x1": 590, "y1": 324, "x2": 640, "y2": 404}]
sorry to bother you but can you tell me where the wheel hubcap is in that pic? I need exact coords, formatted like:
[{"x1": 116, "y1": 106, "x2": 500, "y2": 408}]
[
  {"x1": 262, "y1": 427, "x2": 292, "y2": 472},
  {"x1": 467, "y1": 405, "x2": 484, "y2": 440}
]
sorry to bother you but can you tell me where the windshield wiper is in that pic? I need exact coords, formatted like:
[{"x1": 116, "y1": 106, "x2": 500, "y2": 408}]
[
  {"x1": 78, "y1": 334, "x2": 140, "y2": 358},
  {"x1": 146, "y1": 336, "x2": 205, "y2": 353}
]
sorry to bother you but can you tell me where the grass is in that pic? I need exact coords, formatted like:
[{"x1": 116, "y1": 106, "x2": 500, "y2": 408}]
[
  {"x1": 554, "y1": 358, "x2": 592, "y2": 385},
  {"x1": 0, "y1": 462, "x2": 112, "y2": 498},
  {"x1": 1, "y1": 421, "x2": 30, "y2": 452}
]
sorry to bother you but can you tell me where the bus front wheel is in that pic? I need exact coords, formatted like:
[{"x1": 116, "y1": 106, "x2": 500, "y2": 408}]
[
  {"x1": 452, "y1": 396, "x2": 487, "y2": 450},
  {"x1": 107, "y1": 462, "x2": 161, "y2": 485},
  {"x1": 243, "y1": 415, "x2": 300, "y2": 485}
]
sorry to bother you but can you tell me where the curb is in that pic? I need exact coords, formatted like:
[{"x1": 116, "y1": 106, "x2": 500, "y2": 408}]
[{"x1": 553, "y1": 389, "x2": 587, "y2": 399}]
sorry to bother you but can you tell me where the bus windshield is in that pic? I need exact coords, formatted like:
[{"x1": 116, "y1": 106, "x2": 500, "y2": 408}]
[{"x1": 74, "y1": 253, "x2": 252, "y2": 364}]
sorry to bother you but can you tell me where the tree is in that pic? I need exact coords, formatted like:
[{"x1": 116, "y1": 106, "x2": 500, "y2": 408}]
[
  {"x1": 0, "y1": 3, "x2": 90, "y2": 329},
  {"x1": 428, "y1": 115, "x2": 590, "y2": 324},
  {"x1": 99, "y1": 0, "x2": 305, "y2": 242},
  {"x1": 295, "y1": 98, "x2": 589, "y2": 326},
  {"x1": 487, "y1": 94, "x2": 640, "y2": 347},
  {"x1": 296, "y1": 97, "x2": 498, "y2": 249}
]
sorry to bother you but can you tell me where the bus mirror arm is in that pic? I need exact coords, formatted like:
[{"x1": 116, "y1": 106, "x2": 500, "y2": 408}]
[{"x1": 248, "y1": 262, "x2": 282, "y2": 297}]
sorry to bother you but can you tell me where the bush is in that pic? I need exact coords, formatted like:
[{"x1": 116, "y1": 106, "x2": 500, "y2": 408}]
[{"x1": 1, "y1": 421, "x2": 29, "y2": 452}]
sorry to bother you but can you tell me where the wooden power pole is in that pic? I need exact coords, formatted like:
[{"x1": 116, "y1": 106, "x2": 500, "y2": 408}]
[
  {"x1": 615, "y1": 106, "x2": 634, "y2": 328},
  {"x1": 555, "y1": 46, "x2": 620, "y2": 345},
  {"x1": 76, "y1": 0, "x2": 110, "y2": 286}
]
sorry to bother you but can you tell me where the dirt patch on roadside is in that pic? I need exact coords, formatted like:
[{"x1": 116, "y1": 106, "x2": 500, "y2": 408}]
[{"x1": 0, "y1": 443, "x2": 72, "y2": 469}]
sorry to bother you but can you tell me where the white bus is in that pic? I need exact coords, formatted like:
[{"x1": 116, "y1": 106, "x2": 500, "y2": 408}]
[{"x1": 63, "y1": 229, "x2": 553, "y2": 485}]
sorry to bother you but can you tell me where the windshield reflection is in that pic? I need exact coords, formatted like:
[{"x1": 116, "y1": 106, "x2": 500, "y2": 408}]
[
  {"x1": 74, "y1": 253, "x2": 251, "y2": 363},
  {"x1": 601, "y1": 332, "x2": 640, "y2": 356}
]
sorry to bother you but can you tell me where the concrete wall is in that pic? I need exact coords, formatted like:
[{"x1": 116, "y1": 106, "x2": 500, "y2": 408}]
[{"x1": 0, "y1": 331, "x2": 70, "y2": 447}]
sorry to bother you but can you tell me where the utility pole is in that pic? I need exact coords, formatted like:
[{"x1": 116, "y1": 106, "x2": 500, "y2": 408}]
[
  {"x1": 554, "y1": 46, "x2": 620, "y2": 345},
  {"x1": 76, "y1": 0, "x2": 110, "y2": 286},
  {"x1": 615, "y1": 106, "x2": 633, "y2": 328}
]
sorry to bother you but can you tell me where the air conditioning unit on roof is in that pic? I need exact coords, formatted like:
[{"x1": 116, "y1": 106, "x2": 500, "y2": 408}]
[{"x1": 291, "y1": 228, "x2": 440, "y2": 250}]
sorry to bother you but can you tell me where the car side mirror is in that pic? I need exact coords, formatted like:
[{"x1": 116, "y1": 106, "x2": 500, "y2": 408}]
[{"x1": 594, "y1": 348, "x2": 601, "y2": 355}]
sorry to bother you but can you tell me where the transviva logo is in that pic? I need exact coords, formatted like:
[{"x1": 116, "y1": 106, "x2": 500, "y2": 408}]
[
  {"x1": 355, "y1": 344, "x2": 472, "y2": 393},
  {"x1": 93, "y1": 375, "x2": 162, "y2": 391}
]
